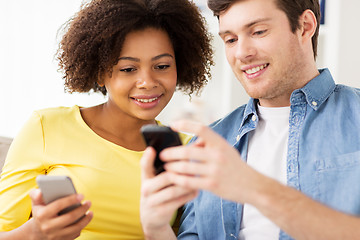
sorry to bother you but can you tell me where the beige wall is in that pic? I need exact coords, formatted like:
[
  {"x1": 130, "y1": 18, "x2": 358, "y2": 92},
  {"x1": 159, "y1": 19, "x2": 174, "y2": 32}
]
[{"x1": 1, "y1": 0, "x2": 359, "y2": 138}]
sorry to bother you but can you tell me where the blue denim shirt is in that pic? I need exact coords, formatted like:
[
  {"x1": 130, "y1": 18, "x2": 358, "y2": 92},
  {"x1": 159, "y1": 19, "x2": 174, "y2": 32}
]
[{"x1": 178, "y1": 69, "x2": 360, "y2": 240}]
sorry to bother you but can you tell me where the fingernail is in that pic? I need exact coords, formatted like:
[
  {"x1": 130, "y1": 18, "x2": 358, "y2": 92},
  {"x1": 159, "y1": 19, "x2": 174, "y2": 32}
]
[
  {"x1": 170, "y1": 121, "x2": 179, "y2": 129},
  {"x1": 77, "y1": 194, "x2": 84, "y2": 201},
  {"x1": 144, "y1": 147, "x2": 152, "y2": 154},
  {"x1": 159, "y1": 151, "x2": 167, "y2": 159},
  {"x1": 29, "y1": 188, "x2": 40, "y2": 197},
  {"x1": 87, "y1": 211, "x2": 93, "y2": 217}
]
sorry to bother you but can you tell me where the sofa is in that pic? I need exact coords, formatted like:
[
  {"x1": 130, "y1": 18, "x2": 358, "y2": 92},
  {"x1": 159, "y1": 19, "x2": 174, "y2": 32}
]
[{"x1": 0, "y1": 136, "x2": 12, "y2": 176}]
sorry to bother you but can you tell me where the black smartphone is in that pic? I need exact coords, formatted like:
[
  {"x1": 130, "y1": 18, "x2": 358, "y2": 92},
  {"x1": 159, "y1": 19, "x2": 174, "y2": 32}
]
[
  {"x1": 36, "y1": 175, "x2": 81, "y2": 215},
  {"x1": 141, "y1": 124, "x2": 182, "y2": 175}
]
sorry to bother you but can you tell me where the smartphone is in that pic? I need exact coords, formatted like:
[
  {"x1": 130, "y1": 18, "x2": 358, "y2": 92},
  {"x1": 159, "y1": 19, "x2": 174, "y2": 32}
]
[
  {"x1": 141, "y1": 125, "x2": 182, "y2": 175},
  {"x1": 36, "y1": 175, "x2": 81, "y2": 215}
]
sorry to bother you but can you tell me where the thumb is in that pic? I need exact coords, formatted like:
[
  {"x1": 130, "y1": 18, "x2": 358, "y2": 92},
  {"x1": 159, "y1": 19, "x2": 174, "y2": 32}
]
[
  {"x1": 29, "y1": 188, "x2": 45, "y2": 206},
  {"x1": 141, "y1": 147, "x2": 156, "y2": 181}
]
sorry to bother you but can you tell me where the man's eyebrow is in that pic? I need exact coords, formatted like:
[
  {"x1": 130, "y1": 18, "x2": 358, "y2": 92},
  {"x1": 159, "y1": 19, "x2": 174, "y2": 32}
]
[
  {"x1": 219, "y1": 17, "x2": 272, "y2": 36},
  {"x1": 219, "y1": 30, "x2": 231, "y2": 37},
  {"x1": 118, "y1": 53, "x2": 174, "y2": 62},
  {"x1": 244, "y1": 17, "x2": 271, "y2": 28}
]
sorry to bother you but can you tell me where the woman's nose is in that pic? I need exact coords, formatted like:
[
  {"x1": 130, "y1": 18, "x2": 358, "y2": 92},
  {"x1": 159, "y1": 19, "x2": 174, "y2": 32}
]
[{"x1": 136, "y1": 70, "x2": 159, "y2": 89}]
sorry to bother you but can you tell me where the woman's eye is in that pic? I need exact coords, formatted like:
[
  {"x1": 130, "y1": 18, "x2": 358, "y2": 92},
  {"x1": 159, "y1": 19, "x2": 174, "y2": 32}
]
[
  {"x1": 120, "y1": 67, "x2": 136, "y2": 72},
  {"x1": 156, "y1": 64, "x2": 170, "y2": 70}
]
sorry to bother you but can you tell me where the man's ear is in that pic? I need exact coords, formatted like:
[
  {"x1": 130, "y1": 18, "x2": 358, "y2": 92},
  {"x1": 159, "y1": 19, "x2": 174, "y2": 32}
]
[{"x1": 299, "y1": 9, "x2": 317, "y2": 42}]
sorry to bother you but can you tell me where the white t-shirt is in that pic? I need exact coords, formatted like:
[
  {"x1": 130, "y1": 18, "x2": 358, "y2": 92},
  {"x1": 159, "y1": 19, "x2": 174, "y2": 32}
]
[{"x1": 239, "y1": 104, "x2": 290, "y2": 240}]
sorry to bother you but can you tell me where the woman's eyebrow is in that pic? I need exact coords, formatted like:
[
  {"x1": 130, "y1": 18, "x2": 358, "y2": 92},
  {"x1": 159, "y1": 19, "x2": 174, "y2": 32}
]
[
  {"x1": 118, "y1": 56, "x2": 140, "y2": 62},
  {"x1": 152, "y1": 53, "x2": 174, "y2": 61},
  {"x1": 118, "y1": 53, "x2": 174, "y2": 62}
]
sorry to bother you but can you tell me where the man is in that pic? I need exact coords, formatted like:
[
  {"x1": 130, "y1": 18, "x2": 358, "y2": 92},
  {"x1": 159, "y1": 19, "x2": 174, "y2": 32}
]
[{"x1": 140, "y1": 0, "x2": 360, "y2": 239}]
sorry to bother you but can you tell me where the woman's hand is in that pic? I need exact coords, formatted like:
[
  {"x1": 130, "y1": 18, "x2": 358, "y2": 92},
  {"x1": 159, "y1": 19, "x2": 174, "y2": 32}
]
[
  {"x1": 140, "y1": 147, "x2": 197, "y2": 238},
  {"x1": 28, "y1": 189, "x2": 93, "y2": 240}
]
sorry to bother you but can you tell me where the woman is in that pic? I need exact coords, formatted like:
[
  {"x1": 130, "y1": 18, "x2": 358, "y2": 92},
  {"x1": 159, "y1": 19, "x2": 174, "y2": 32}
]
[{"x1": 0, "y1": 0, "x2": 213, "y2": 239}]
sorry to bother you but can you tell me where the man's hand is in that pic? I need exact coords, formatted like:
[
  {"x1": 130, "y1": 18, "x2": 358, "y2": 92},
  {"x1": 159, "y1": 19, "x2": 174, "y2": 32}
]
[
  {"x1": 140, "y1": 147, "x2": 197, "y2": 239},
  {"x1": 161, "y1": 120, "x2": 264, "y2": 204}
]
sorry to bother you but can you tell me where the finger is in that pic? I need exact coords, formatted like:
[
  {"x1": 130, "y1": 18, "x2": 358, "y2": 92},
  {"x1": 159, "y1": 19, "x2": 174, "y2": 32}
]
[
  {"x1": 164, "y1": 160, "x2": 209, "y2": 177},
  {"x1": 170, "y1": 120, "x2": 227, "y2": 148},
  {"x1": 141, "y1": 172, "x2": 173, "y2": 197},
  {"x1": 168, "y1": 172, "x2": 211, "y2": 191},
  {"x1": 147, "y1": 185, "x2": 197, "y2": 207},
  {"x1": 193, "y1": 137, "x2": 205, "y2": 147},
  {"x1": 50, "y1": 210, "x2": 93, "y2": 240},
  {"x1": 149, "y1": 191, "x2": 198, "y2": 218},
  {"x1": 45, "y1": 194, "x2": 84, "y2": 218},
  {"x1": 51, "y1": 200, "x2": 92, "y2": 229},
  {"x1": 160, "y1": 144, "x2": 212, "y2": 164},
  {"x1": 141, "y1": 147, "x2": 156, "y2": 180}
]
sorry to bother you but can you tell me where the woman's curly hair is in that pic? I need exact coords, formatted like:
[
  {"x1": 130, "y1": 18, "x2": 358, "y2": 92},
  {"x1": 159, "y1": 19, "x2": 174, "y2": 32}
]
[{"x1": 56, "y1": 0, "x2": 214, "y2": 96}]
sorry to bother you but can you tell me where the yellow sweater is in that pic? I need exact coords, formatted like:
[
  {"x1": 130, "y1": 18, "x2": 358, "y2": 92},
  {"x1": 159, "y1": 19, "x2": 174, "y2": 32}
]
[{"x1": 0, "y1": 105, "x2": 191, "y2": 239}]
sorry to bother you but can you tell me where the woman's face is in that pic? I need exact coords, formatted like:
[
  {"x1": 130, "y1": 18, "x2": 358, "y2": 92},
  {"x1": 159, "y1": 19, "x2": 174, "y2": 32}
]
[{"x1": 101, "y1": 27, "x2": 177, "y2": 121}]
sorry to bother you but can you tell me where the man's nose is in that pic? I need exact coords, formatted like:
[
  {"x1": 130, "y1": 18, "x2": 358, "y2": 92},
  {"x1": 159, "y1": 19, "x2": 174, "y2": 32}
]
[{"x1": 234, "y1": 37, "x2": 256, "y2": 62}]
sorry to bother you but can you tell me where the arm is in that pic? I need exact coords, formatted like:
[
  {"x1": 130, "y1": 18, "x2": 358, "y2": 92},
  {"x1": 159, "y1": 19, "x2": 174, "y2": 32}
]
[
  {"x1": 252, "y1": 176, "x2": 360, "y2": 240},
  {"x1": 140, "y1": 147, "x2": 197, "y2": 240},
  {"x1": 0, "y1": 189, "x2": 92, "y2": 240},
  {"x1": 162, "y1": 120, "x2": 360, "y2": 240},
  {"x1": 0, "y1": 112, "x2": 93, "y2": 239},
  {"x1": 177, "y1": 200, "x2": 200, "y2": 239}
]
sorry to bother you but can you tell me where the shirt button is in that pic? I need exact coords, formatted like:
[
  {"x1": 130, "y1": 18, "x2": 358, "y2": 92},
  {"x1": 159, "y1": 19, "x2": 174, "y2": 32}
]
[
  {"x1": 252, "y1": 115, "x2": 257, "y2": 122},
  {"x1": 312, "y1": 101, "x2": 318, "y2": 106},
  {"x1": 236, "y1": 135, "x2": 240, "y2": 142}
]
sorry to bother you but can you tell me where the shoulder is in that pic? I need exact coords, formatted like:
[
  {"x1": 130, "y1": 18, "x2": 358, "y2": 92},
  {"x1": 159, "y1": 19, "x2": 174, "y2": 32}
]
[
  {"x1": 27, "y1": 105, "x2": 81, "y2": 133},
  {"x1": 330, "y1": 84, "x2": 360, "y2": 107},
  {"x1": 210, "y1": 104, "x2": 247, "y2": 132},
  {"x1": 185, "y1": 104, "x2": 248, "y2": 144},
  {"x1": 31, "y1": 106, "x2": 82, "y2": 127},
  {"x1": 334, "y1": 84, "x2": 360, "y2": 96},
  {"x1": 34, "y1": 105, "x2": 79, "y2": 120}
]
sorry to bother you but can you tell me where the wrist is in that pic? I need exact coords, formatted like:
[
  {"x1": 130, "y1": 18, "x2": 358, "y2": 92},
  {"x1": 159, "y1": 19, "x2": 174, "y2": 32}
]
[
  {"x1": 247, "y1": 173, "x2": 283, "y2": 209},
  {"x1": 143, "y1": 224, "x2": 175, "y2": 240},
  {"x1": 25, "y1": 218, "x2": 42, "y2": 240}
]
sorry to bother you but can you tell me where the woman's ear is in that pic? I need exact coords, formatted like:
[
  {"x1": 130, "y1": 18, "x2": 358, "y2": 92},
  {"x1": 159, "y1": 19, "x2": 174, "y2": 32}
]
[
  {"x1": 299, "y1": 9, "x2": 317, "y2": 41},
  {"x1": 97, "y1": 80, "x2": 105, "y2": 87},
  {"x1": 97, "y1": 73, "x2": 105, "y2": 87}
]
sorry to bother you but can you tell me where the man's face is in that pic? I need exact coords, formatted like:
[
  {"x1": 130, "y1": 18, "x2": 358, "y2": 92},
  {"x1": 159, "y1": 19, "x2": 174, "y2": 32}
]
[{"x1": 219, "y1": 0, "x2": 308, "y2": 107}]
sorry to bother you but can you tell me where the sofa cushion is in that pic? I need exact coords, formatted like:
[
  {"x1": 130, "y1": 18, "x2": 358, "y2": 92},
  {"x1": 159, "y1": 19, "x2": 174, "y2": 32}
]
[{"x1": 0, "y1": 136, "x2": 12, "y2": 175}]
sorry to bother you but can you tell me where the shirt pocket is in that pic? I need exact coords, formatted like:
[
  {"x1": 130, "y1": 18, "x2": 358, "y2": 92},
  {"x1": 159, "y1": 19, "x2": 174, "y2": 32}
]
[{"x1": 315, "y1": 151, "x2": 360, "y2": 215}]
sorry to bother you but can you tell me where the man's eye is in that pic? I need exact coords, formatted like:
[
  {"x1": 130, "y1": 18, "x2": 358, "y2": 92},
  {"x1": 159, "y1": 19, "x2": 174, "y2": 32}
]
[
  {"x1": 254, "y1": 30, "x2": 267, "y2": 36},
  {"x1": 225, "y1": 38, "x2": 237, "y2": 44},
  {"x1": 120, "y1": 67, "x2": 136, "y2": 72}
]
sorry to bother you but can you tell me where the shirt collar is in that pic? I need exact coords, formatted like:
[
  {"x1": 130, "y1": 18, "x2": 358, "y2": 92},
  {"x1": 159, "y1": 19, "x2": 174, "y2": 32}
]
[
  {"x1": 238, "y1": 98, "x2": 258, "y2": 132},
  {"x1": 239, "y1": 68, "x2": 335, "y2": 131},
  {"x1": 292, "y1": 68, "x2": 336, "y2": 110}
]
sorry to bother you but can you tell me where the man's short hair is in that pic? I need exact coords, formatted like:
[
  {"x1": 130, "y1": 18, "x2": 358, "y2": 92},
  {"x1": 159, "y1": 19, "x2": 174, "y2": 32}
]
[{"x1": 207, "y1": 0, "x2": 320, "y2": 59}]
